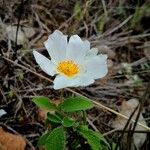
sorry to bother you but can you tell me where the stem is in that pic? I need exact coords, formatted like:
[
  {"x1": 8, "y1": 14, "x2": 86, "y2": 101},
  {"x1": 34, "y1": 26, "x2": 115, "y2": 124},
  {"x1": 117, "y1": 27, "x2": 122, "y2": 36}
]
[
  {"x1": 60, "y1": 89, "x2": 64, "y2": 103},
  {"x1": 82, "y1": 111, "x2": 87, "y2": 125}
]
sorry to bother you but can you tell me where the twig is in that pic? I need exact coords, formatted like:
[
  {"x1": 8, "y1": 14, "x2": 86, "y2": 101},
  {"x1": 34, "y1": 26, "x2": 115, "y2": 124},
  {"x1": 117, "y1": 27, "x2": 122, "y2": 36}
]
[
  {"x1": 14, "y1": 0, "x2": 24, "y2": 59},
  {"x1": 101, "y1": 0, "x2": 108, "y2": 18},
  {"x1": 0, "y1": 86, "x2": 7, "y2": 102},
  {"x1": 58, "y1": 11, "x2": 78, "y2": 30},
  {"x1": 129, "y1": 83, "x2": 150, "y2": 141},
  {"x1": 87, "y1": 118, "x2": 99, "y2": 132},
  {"x1": 114, "y1": 57, "x2": 148, "y2": 71},
  {"x1": 103, "y1": 128, "x2": 118, "y2": 136},
  {"x1": 102, "y1": 15, "x2": 133, "y2": 37},
  {"x1": 2, "y1": 56, "x2": 150, "y2": 131},
  {"x1": 115, "y1": 104, "x2": 139, "y2": 150},
  {"x1": 116, "y1": 130, "x2": 150, "y2": 133},
  {"x1": 30, "y1": 31, "x2": 45, "y2": 46}
]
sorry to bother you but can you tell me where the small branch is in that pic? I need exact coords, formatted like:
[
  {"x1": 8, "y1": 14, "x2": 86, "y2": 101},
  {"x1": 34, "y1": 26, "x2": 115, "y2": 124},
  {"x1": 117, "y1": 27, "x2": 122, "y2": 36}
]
[
  {"x1": 103, "y1": 128, "x2": 118, "y2": 136},
  {"x1": 103, "y1": 15, "x2": 133, "y2": 37},
  {"x1": 2, "y1": 56, "x2": 150, "y2": 131},
  {"x1": 101, "y1": 0, "x2": 108, "y2": 18}
]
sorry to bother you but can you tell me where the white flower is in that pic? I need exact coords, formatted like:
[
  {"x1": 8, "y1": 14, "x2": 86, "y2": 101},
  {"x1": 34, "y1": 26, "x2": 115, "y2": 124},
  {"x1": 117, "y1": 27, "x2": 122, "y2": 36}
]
[{"x1": 33, "y1": 30, "x2": 108, "y2": 89}]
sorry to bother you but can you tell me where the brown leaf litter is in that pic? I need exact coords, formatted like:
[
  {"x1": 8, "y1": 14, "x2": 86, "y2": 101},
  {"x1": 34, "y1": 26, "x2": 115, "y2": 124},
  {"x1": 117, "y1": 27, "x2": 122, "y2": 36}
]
[
  {"x1": 112, "y1": 99, "x2": 147, "y2": 149},
  {"x1": 38, "y1": 99, "x2": 61, "y2": 122},
  {"x1": 0, "y1": 127, "x2": 26, "y2": 150}
]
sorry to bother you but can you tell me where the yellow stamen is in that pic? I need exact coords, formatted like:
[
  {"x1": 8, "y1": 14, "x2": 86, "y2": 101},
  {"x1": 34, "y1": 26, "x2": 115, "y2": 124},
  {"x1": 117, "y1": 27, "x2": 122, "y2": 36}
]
[{"x1": 57, "y1": 60, "x2": 79, "y2": 77}]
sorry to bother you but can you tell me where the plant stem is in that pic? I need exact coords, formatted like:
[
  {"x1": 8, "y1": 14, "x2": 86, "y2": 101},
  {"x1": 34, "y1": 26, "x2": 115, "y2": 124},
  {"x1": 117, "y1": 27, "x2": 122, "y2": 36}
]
[
  {"x1": 60, "y1": 89, "x2": 64, "y2": 103},
  {"x1": 82, "y1": 111, "x2": 87, "y2": 125}
]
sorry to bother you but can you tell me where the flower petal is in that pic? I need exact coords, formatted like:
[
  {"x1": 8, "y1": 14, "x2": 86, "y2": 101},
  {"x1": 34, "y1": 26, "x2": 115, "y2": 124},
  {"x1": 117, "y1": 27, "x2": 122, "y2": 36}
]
[
  {"x1": 66, "y1": 35, "x2": 90, "y2": 63},
  {"x1": 74, "y1": 75, "x2": 95, "y2": 86},
  {"x1": 33, "y1": 50, "x2": 56, "y2": 76},
  {"x1": 53, "y1": 75, "x2": 69, "y2": 89},
  {"x1": 86, "y1": 48, "x2": 98, "y2": 58},
  {"x1": 53, "y1": 74, "x2": 94, "y2": 90},
  {"x1": 85, "y1": 54, "x2": 108, "y2": 79},
  {"x1": 44, "y1": 30, "x2": 68, "y2": 63}
]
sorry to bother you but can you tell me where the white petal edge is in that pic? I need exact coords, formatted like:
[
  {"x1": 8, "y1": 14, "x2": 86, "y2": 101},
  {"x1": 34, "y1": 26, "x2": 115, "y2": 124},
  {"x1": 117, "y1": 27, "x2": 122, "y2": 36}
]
[
  {"x1": 53, "y1": 75, "x2": 94, "y2": 90},
  {"x1": 85, "y1": 54, "x2": 108, "y2": 79},
  {"x1": 33, "y1": 50, "x2": 56, "y2": 76},
  {"x1": 66, "y1": 35, "x2": 90, "y2": 63},
  {"x1": 86, "y1": 48, "x2": 98, "y2": 58},
  {"x1": 74, "y1": 75, "x2": 95, "y2": 86},
  {"x1": 53, "y1": 75, "x2": 68, "y2": 89},
  {"x1": 44, "y1": 30, "x2": 68, "y2": 63}
]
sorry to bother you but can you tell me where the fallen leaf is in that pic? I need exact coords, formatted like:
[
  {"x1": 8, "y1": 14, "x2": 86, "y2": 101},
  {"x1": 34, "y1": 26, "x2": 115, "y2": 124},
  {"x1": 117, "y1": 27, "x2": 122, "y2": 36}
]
[
  {"x1": 112, "y1": 99, "x2": 147, "y2": 149},
  {"x1": 0, "y1": 142, "x2": 6, "y2": 150},
  {"x1": 97, "y1": 45, "x2": 116, "y2": 59},
  {"x1": 38, "y1": 109, "x2": 50, "y2": 121},
  {"x1": 38, "y1": 99, "x2": 61, "y2": 122},
  {"x1": 33, "y1": 35, "x2": 47, "y2": 48},
  {"x1": 22, "y1": 27, "x2": 35, "y2": 38},
  {"x1": 107, "y1": 59, "x2": 113, "y2": 68},
  {"x1": 6, "y1": 26, "x2": 27, "y2": 45},
  {"x1": 0, "y1": 127, "x2": 26, "y2": 150}
]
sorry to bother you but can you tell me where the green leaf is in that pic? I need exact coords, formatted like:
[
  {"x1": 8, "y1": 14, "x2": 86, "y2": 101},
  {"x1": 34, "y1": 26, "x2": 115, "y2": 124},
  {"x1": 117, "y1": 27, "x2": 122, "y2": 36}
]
[
  {"x1": 60, "y1": 96, "x2": 93, "y2": 112},
  {"x1": 47, "y1": 112, "x2": 62, "y2": 124},
  {"x1": 37, "y1": 131, "x2": 50, "y2": 147},
  {"x1": 78, "y1": 126, "x2": 109, "y2": 150},
  {"x1": 32, "y1": 96, "x2": 56, "y2": 110},
  {"x1": 45, "y1": 126, "x2": 66, "y2": 150},
  {"x1": 111, "y1": 143, "x2": 119, "y2": 150},
  {"x1": 62, "y1": 117, "x2": 75, "y2": 127}
]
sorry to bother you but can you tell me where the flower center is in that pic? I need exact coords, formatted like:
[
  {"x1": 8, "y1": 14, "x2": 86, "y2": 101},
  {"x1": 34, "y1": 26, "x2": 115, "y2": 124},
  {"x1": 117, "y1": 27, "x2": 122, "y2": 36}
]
[{"x1": 57, "y1": 60, "x2": 79, "y2": 77}]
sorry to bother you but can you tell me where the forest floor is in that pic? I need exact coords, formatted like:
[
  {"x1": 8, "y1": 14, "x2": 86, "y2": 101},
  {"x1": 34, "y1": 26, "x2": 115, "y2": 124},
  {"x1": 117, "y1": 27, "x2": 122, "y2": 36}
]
[{"x1": 0, "y1": 0, "x2": 150, "y2": 150}]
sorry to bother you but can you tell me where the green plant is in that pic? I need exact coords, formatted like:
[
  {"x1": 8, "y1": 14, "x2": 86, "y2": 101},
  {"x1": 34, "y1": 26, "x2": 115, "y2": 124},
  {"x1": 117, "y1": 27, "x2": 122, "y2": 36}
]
[
  {"x1": 33, "y1": 96, "x2": 111, "y2": 150},
  {"x1": 32, "y1": 30, "x2": 115, "y2": 150}
]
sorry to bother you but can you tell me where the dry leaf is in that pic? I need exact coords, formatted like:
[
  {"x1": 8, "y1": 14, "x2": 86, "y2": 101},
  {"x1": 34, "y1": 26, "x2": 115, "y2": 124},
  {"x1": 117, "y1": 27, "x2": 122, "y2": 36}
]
[
  {"x1": 38, "y1": 109, "x2": 50, "y2": 121},
  {"x1": 38, "y1": 99, "x2": 61, "y2": 122},
  {"x1": 0, "y1": 127, "x2": 26, "y2": 150},
  {"x1": 33, "y1": 35, "x2": 48, "y2": 48},
  {"x1": 112, "y1": 99, "x2": 147, "y2": 149},
  {"x1": 97, "y1": 45, "x2": 116, "y2": 59},
  {"x1": 6, "y1": 26, "x2": 27, "y2": 45},
  {"x1": 107, "y1": 59, "x2": 113, "y2": 68},
  {"x1": 22, "y1": 27, "x2": 35, "y2": 38},
  {"x1": 0, "y1": 142, "x2": 6, "y2": 150}
]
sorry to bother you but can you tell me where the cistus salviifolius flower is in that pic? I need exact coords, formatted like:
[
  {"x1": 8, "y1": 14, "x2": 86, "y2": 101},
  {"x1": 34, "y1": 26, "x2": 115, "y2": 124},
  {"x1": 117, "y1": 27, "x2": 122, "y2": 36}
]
[{"x1": 33, "y1": 30, "x2": 108, "y2": 89}]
